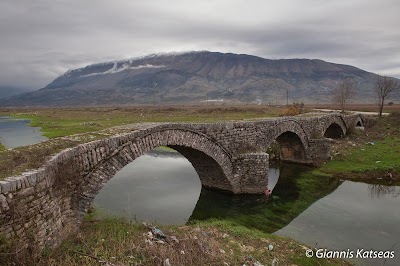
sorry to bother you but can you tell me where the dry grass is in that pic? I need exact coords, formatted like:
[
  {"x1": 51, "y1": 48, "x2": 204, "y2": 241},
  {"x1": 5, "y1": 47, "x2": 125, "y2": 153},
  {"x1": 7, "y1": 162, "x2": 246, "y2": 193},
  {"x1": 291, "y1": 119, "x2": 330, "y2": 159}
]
[
  {"x1": 0, "y1": 139, "x2": 77, "y2": 179},
  {"x1": 25, "y1": 218, "x2": 350, "y2": 266},
  {"x1": 0, "y1": 105, "x2": 284, "y2": 180},
  {"x1": 0, "y1": 105, "x2": 284, "y2": 139},
  {"x1": 281, "y1": 103, "x2": 304, "y2": 116},
  {"x1": 310, "y1": 103, "x2": 400, "y2": 113}
]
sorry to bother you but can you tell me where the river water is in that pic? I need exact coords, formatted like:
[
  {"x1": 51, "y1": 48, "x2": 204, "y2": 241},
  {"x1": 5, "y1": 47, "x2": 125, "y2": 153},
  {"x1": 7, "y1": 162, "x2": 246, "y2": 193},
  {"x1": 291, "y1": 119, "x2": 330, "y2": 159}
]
[
  {"x1": 275, "y1": 181, "x2": 400, "y2": 266},
  {"x1": 94, "y1": 149, "x2": 400, "y2": 266},
  {"x1": 0, "y1": 116, "x2": 48, "y2": 148},
  {"x1": 94, "y1": 151, "x2": 202, "y2": 224}
]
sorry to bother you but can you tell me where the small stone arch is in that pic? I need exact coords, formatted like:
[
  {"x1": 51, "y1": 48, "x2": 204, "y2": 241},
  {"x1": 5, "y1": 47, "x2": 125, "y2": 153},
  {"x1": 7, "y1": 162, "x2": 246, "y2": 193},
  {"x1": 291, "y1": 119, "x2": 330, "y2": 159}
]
[
  {"x1": 324, "y1": 123, "x2": 344, "y2": 138},
  {"x1": 355, "y1": 116, "x2": 364, "y2": 127},
  {"x1": 262, "y1": 120, "x2": 310, "y2": 162},
  {"x1": 75, "y1": 128, "x2": 235, "y2": 217},
  {"x1": 323, "y1": 116, "x2": 347, "y2": 139}
]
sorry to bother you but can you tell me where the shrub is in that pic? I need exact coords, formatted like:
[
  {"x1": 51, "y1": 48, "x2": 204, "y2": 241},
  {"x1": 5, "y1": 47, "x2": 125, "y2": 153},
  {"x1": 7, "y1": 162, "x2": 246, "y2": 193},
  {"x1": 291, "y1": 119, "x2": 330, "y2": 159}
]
[{"x1": 281, "y1": 102, "x2": 304, "y2": 116}]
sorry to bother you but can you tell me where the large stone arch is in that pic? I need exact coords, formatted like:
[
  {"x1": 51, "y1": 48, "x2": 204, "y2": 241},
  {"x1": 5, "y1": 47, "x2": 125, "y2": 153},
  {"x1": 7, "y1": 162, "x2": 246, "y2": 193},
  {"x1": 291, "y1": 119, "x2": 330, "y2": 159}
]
[
  {"x1": 261, "y1": 120, "x2": 310, "y2": 162},
  {"x1": 323, "y1": 116, "x2": 347, "y2": 139},
  {"x1": 75, "y1": 128, "x2": 235, "y2": 217}
]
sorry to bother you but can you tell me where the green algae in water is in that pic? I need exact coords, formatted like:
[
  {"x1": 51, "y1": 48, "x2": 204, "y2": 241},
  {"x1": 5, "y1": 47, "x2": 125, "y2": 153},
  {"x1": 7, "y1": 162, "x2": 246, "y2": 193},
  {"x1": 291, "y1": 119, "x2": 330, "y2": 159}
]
[{"x1": 189, "y1": 163, "x2": 342, "y2": 233}]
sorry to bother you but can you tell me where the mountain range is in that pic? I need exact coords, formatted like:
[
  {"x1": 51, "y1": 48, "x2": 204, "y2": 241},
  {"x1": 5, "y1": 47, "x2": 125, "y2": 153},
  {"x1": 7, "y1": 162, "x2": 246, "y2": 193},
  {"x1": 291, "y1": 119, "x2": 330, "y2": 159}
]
[{"x1": 0, "y1": 51, "x2": 386, "y2": 106}]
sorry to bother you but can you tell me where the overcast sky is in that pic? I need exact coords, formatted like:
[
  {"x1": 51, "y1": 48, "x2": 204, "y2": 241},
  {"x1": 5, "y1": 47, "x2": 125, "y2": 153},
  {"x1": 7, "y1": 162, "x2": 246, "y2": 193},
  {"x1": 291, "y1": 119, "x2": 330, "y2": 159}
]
[{"x1": 0, "y1": 0, "x2": 399, "y2": 90}]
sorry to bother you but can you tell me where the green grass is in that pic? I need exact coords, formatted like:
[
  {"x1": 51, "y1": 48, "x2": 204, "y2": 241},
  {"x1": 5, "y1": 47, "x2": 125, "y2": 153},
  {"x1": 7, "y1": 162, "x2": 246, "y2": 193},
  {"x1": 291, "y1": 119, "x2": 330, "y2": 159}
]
[
  {"x1": 0, "y1": 142, "x2": 5, "y2": 152},
  {"x1": 1, "y1": 106, "x2": 283, "y2": 138},
  {"x1": 322, "y1": 137, "x2": 400, "y2": 173},
  {"x1": 10, "y1": 113, "x2": 106, "y2": 138},
  {"x1": 154, "y1": 146, "x2": 178, "y2": 152},
  {"x1": 0, "y1": 139, "x2": 79, "y2": 180},
  {"x1": 320, "y1": 112, "x2": 400, "y2": 178},
  {"x1": 190, "y1": 165, "x2": 342, "y2": 233}
]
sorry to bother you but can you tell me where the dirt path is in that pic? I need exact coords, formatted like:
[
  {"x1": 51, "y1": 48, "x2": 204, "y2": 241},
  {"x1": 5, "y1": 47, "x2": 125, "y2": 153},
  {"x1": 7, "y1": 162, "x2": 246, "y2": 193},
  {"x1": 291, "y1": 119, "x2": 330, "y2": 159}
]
[{"x1": 313, "y1": 108, "x2": 389, "y2": 116}]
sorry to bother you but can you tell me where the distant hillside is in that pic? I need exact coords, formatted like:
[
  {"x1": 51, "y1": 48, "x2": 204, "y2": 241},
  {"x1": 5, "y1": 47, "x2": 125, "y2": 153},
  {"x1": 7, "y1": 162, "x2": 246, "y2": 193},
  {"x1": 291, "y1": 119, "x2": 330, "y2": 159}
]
[
  {"x1": 0, "y1": 87, "x2": 31, "y2": 99},
  {"x1": 0, "y1": 51, "x2": 385, "y2": 106}
]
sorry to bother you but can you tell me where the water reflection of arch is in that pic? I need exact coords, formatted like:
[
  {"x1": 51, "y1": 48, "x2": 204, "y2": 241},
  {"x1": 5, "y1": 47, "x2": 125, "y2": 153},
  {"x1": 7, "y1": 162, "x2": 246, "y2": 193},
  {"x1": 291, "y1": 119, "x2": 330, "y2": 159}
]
[{"x1": 93, "y1": 148, "x2": 203, "y2": 225}]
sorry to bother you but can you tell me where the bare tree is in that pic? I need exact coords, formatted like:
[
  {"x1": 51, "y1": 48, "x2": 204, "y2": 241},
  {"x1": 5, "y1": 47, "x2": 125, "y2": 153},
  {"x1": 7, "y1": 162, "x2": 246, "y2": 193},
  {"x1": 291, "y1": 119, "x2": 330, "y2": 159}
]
[
  {"x1": 374, "y1": 75, "x2": 399, "y2": 117},
  {"x1": 333, "y1": 78, "x2": 356, "y2": 113}
]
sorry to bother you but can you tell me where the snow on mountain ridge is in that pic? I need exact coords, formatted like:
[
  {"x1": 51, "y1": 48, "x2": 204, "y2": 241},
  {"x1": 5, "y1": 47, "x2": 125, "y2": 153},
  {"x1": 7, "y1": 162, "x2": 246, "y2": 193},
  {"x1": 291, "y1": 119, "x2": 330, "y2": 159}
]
[
  {"x1": 80, "y1": 63, "x2": 166, "y2": 77},
  {"x1": 63, "y1": 50, "x2": 204, "y2": 77}
]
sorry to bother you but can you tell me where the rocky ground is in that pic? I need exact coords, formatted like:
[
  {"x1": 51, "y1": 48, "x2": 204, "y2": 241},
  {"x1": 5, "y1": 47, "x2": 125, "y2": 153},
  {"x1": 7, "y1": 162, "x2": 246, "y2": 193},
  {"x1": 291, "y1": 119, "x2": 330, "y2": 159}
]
[{"x1": 34, "y1": 218, "x2": 350, "y2": 266}]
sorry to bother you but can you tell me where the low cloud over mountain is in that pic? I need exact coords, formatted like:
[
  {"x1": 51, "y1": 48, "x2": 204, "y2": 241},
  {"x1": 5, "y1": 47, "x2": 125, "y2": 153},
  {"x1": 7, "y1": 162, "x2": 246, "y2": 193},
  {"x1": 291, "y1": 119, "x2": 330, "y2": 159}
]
[{"x1": 0, "y1": 51, "x2": 385, "y2": 106}]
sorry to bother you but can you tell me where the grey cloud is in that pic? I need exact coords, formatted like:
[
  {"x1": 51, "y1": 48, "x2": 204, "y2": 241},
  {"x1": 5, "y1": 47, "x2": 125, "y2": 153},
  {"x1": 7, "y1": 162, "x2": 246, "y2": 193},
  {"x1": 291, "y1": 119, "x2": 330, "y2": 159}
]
[{"x1": 0, "y1": 0, "x2": 399, "y2": 90}]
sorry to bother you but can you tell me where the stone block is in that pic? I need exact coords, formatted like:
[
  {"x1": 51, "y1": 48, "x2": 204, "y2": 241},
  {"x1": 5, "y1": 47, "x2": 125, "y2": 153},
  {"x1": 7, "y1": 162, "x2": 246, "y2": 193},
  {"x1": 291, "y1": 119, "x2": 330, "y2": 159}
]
[
  {"x1": 0, "y1": 194, "x2": 9, "y2": 212},
  {"x1": 0, "y1": 181, "x2": 11, "y2": 194}
]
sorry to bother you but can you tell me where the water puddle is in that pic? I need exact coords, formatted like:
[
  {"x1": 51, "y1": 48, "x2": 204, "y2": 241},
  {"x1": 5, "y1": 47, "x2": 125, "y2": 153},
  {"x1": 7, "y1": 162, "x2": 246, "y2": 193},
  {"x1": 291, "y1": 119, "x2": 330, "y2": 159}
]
[{"x1": 0, "y1": 116, "x2": 48, "y2": 148}]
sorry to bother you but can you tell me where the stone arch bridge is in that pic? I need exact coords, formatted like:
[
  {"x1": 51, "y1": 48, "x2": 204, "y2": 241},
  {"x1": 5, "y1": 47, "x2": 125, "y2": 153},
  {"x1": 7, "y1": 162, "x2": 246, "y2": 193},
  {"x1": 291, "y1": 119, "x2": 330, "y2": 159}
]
[{"x1": 0, "y1": 113, "x2": 364, "y2": 256}]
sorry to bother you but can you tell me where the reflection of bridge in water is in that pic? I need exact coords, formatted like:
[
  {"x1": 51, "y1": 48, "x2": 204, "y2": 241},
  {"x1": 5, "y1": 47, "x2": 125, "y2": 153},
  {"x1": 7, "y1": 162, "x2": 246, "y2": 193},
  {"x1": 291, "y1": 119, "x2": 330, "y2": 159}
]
[
  {"x1": 190, "y1": 163, "x2": 343, "y2": 233},
  {"x1": 0, "y1": 113, "x2": 365, "y2": 255}
]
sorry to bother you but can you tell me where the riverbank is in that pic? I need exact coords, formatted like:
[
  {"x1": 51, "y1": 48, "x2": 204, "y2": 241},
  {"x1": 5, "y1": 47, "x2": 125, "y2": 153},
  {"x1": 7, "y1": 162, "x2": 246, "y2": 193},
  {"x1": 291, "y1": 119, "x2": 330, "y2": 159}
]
[
  {"x1": 319, "y1": 112, "x2": 400, "y2": 181},
  {"x1": 29, "y1": 216, "x2": 350, "y2": 266},
  {"x1": 0, "y1": 157, "x2": 352, "y2": 265}
]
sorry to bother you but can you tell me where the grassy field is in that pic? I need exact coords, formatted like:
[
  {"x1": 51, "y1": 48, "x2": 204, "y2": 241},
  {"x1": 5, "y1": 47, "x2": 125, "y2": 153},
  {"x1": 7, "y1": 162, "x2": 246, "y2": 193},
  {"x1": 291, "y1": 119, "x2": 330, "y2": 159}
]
[
  {"x1": 0, "y1": 139, "x2": 80, "y2": 180},
  {"x1": 0, "y1": 105, "x2": 285, "y2": 179},
  {"x1": 309, "y1": 103, "x2": 400, "y2": 113},
  {"x1": 1, "y1": 103, "x2": 396, "y2": 139},
  {"x1": 0, "y1": 105, "x2": 284, "y2": 138},
  {"x1": 319, "y1": 112, "x2": 400, "y2": 179}
]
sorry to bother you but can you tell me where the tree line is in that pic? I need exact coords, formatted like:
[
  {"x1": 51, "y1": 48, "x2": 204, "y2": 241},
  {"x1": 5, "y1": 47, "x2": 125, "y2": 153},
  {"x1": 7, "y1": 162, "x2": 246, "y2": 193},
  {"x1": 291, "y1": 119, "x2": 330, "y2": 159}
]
[{"x1": 333, "y1": 75, "x2": 399, "y2": 117}]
